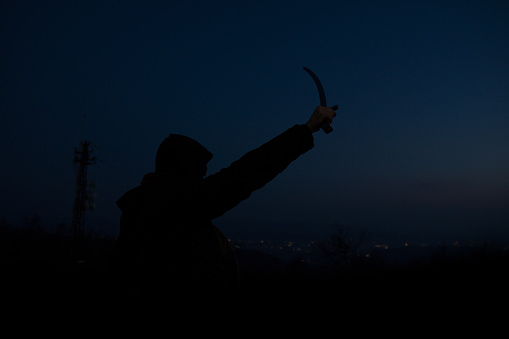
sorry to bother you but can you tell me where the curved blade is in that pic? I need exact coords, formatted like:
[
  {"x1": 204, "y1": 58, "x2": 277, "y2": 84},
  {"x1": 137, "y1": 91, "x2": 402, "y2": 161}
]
[
  {"x1": 303, "y1": 67, "x2": 327, "y2": 107},
  {"x1": 303, "y1": 67, "x2": 335, "y2": 133}
]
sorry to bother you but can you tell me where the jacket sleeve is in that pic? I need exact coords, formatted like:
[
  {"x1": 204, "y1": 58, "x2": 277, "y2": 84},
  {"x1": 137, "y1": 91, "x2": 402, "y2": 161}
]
[{"x1": 198, "y1": 124, "x2": 314, "y2": 219}]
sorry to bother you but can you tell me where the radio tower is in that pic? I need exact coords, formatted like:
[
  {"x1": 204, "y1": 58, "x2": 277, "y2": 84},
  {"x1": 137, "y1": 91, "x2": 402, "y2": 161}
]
[{"x1": 71, "y1": 139, "x2": 96, "y2": 260}]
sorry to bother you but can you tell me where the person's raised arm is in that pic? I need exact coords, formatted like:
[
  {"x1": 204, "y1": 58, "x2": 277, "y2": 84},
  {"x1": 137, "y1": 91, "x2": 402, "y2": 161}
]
[{"x1": 198, "y1": 106, "x2": 337, "y2": 219}]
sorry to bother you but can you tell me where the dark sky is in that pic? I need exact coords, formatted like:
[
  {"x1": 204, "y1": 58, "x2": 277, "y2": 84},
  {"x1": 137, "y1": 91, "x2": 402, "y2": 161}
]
[{"x1": 1, "y1": 0, "x2": 508, "y2": 243}]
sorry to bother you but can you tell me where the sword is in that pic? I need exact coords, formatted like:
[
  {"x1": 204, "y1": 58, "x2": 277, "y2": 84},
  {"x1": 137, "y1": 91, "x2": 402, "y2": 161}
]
[{"x1": 303, "y1": 67, "x2": 338, "y2": 134}]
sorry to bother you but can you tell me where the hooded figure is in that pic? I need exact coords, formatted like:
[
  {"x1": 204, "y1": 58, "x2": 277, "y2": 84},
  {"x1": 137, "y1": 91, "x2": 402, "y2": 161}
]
[{"x1": 108, "y1": 107, "x2": 336, "y2": 295}]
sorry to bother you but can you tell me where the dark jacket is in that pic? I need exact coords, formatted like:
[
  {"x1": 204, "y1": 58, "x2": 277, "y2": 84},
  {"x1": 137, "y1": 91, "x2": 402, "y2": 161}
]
[{"x1": 109, "y1": 124, "x2": 314, "y2": 293}]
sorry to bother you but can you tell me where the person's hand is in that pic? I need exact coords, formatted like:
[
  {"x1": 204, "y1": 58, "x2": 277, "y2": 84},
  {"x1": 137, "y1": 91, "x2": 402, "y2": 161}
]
[{"x1": 305, "y1": 106, "x2": 337, "y2": 133}]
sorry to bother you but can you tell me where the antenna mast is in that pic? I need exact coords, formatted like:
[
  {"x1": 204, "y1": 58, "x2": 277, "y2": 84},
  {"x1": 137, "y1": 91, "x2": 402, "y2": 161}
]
[{"x1": 71, "y1": 131, "x2": 96, "y2": 260}]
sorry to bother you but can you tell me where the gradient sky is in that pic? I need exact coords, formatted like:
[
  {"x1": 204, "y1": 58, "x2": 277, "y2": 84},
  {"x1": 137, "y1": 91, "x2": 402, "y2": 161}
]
[{"x1": 1, "y1": 0, "x2": 508, "y2": 243}]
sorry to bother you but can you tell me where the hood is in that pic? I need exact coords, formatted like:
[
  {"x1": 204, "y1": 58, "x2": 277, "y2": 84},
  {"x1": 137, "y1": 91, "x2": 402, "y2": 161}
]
[{"x1": 155, "y1": 134, "x2": 213, "y2": 180}]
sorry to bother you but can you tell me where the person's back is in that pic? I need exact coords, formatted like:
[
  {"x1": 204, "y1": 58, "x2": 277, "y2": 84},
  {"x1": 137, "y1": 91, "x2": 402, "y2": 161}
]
[{"x1": 111, "y1": 172, "x2": 239, "y2": 292}]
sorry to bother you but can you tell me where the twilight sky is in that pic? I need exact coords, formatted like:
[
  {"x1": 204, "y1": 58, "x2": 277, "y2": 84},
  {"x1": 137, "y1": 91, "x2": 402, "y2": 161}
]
[{"x1": 1, "y1": 0, "x2": 508, "y2": 243}]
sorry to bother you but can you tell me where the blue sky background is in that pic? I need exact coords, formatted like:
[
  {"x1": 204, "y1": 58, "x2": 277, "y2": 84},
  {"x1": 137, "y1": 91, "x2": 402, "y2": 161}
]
[{"x1": 1, "y1": 0, "x2": 508, "y2": 243}]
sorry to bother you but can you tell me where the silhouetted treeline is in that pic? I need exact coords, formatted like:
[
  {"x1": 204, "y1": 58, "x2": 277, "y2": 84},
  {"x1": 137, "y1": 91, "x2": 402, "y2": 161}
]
[
  {"x1": 0, "y1": 215, "x2": 114, "y2": 267},
  {"x1": 1, "y1": 216, "x2": 508, "y2": 299}
]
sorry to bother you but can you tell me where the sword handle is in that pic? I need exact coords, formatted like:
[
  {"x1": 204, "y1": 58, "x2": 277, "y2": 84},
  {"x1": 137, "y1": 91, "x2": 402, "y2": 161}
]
[
  {"x1": 320, "y1": 104, "x2": 338, "y2": 134},
  {"x1": 321, "y1": 122, "x2": 333, "y2": 134}
]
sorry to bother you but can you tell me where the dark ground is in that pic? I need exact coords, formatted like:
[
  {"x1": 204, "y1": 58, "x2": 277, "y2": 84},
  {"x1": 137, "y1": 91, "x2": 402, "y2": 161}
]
[{"x1": 1, "y1": 217, "x2": 508, "y2": 306}]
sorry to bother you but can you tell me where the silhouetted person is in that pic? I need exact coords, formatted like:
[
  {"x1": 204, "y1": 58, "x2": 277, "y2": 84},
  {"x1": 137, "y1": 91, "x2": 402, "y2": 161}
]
[{"x1": 109, "y1": 106, "x2": 336, "y2": 296}]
